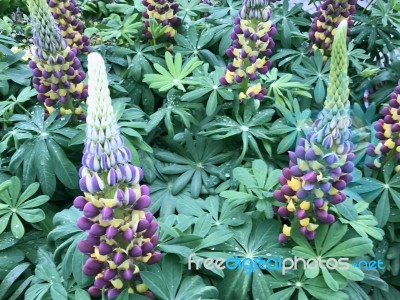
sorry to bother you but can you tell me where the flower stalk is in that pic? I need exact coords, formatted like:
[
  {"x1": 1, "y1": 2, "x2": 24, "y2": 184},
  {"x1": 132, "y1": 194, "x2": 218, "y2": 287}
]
[
  {"x1": 142, "y1": 0, "x2": 180, "y2": 40},
  {"x1": 219, "y1": 0, "x2": 276, "y2": 102},
  {"x1": 309, "y1": 0, "x2": 357, "y2": 61},
  {"x1": 367, "y1": 81, "x2": 400, "y2": 170},
  {"x1": 27, "y1": 0, "x2": 87, "y2": 119},
  {"x1": 274, "y1": 21, "x2": 354, "y2": 242},
  {"x1": 47, "y1": 0, "x2": 90, "y2": 54},
  {"x1": 74, "y1": 52, "x2": 160, "y2": 299}
]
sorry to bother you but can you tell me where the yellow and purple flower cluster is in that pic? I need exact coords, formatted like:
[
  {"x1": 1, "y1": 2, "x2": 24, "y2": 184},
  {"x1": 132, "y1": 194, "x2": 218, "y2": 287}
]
[
  {"x1": 142, "y1": 0, "x2": 180, "y2": 39},
  {"x1": 219, "y1": 0, "x2": 276, "y2": 102},
  {"x1": 367, "y1": 81, "x2": 400, "y2": 170},
  {"x1": 47, "y1": 0, "x2": 90, "y2": 54},
  {"x1": 27, "y1": 0, "x2": 87, "y2": 119},
  {"x1": 309, "y1": 0, "x2": 356, "y2": 61},
  {"x1": 274, "y1": 21, "x2": 354, "y2": 242},
  {"x1": 74, "y1": 53, "x2": 160, "y2": 299}
]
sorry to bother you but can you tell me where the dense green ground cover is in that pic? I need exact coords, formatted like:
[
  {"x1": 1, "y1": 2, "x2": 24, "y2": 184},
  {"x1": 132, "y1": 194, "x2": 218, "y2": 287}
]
[{"x1": 0, "y1": 0, "x2": 399, "y2": 299}]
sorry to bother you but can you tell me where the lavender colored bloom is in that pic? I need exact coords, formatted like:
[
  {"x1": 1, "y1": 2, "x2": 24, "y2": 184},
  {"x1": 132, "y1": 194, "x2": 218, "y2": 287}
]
[
  {"x1": 273, "y1": 21, "x2": 353, "y2": 241},
  {"x1": 309, "y1": 0, "x2": 357, "y2": 61},
  {"x1": 75, "y1": 53, "x2": 160, "y2": 297},
  {"x1": 27, "y1": 0, "x2": 87, "y2": 114},
  {"x1": 367, "y1": 81, "x2": 400, "y2": 170},
  {"x1": 142, "y1": 0, "x2": 180, "y2": 39},
  {"x1": 47, "y1": 0, "x2": 90, "y2": 54},
  {"x1": 220, "y1": 0, "x2": 276, "y2": 102}
]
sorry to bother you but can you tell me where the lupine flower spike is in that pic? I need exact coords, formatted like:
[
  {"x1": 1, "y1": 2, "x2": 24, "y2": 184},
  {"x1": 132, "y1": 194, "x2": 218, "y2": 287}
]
[
  {"x1": 142, "y1": 0, "x2": 180, "y2": 39},
  {"x1": 309, "y1": 0, "x2": 357, "y2": 61},
  {"x1": 274, "y1": 21, "x2": 354, "y2": 242},
  {"x1": 74, "y1": 52, "x2": 160, "y2": 299},
  {"x1": 220, "y1": 0, "x2": 276, "y2": 103},
  {"x1": 27, "y1": 0, "x2": 87, "y2": 119},
  {"x1": 47, "y1": 0, "x2": 90, "y2": 54},
  {"x1": 367, "y1": 81, "x2": 400, "y2": 171}
]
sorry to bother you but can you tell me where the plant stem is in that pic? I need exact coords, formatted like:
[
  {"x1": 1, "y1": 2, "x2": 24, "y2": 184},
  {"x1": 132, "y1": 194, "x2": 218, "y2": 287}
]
[
  {"x1": 17, "y1": 103, "x2": 31, "y2": 115},
  {"x1": 63, "y1": 97, "x2": 76, "y2": 123}
]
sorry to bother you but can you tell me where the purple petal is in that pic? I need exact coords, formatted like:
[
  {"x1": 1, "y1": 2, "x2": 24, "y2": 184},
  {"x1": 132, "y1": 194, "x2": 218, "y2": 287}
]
[
  {"x1": 141, "y1": 241, "x2": 154, "y2": 254},
  {"x1": 77, "y1": 217, "x2": 93, "y2": 230},
  {"x1": 77, "y1": 240, "x2": 93, "y2": 254},
  {"x1": 129, "y1": 245, "x2": 142, "y2": 257},
  {"x1": 83, "y1": 202, "x2": 99, "y2": 218},
  {"x1": 101, "y1": 206, "x2": 114, "y2": 220},
  {"x1": 73, "y1": 196, "x2": 87, "y2": 210},
  {"x1": 106, "y1": 226, "x2": 119, "y2": 239},
  {"x1": 134, "y1": 195, "x2": 151, "y2": 209},
  {"x1": 143, "y1": 221, "x2": 158, "y2": 238}
]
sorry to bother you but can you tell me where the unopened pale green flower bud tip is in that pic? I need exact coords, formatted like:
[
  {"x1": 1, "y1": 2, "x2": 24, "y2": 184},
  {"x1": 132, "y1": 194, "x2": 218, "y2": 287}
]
[
  {"x1": 326, "y1": 20, "x2": 349, "y2": 110},
  {"x1": 86, "y1": 53, "x2": 116, "y2": 134}
]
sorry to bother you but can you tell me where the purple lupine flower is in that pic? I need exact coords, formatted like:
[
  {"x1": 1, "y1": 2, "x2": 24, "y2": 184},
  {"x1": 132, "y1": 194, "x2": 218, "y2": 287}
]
[
  {"x1": 142, "y1": 0, "x2": 180, "y2": 39},
  {"x1": 219, "y1": 0, "x2": 276, "y2": 102},
  {"x1": 47, "y1": 0, "x2": 90, "y2": 54},
  {"x1": 366, "y1": 80, "x2": 400, "y2": 170},
  {"x1": 309, "y1": 0, "x2": 357, "y2": 61},
  {"x1": 27, "y1": 0, "x2": 87, "y2": 112},
  {"x1": 74, "y1": 52, "x2": 160, "y2": 298},
  {"x1": 274, "y1": 21, "x2": 353, "y2": 241}
]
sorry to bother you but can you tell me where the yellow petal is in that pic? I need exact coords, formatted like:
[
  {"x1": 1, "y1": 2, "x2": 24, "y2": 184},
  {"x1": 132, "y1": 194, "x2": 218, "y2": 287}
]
[
  {"x1": 111, "y1": 279, "x2": 124, "y2": 289},
  {"x1": 287, "y1": 200, "x2": 296, "y2": 212},
  {"x1": 136, "y1": 283, "x2": 148, "y2": 293},
  {"x1": 282, "y1": 224, "x2": 291, "y2": 237},
  {"x1": 300, "y1": 201, "x2": 311, "y2": 210},
  {"x1": 300, "y1": 218, "x2": 310, "y2": 227}
]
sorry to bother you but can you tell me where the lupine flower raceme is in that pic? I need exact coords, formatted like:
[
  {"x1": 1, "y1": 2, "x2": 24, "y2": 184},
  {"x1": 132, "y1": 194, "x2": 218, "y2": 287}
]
[
  {"x1": 219, "y1": 0, "x2": 276, "y2": 102},
  {"x1": 309, "y1": 0, "x2": 357, "y2": 61},
  {"x1": 47, "y1": 0, "x2": 90, "y2": 54},
  {"x1": 142, "y1": 0, "x2": 180, "y2": 39},
  {"x1": 273, "y1": 21, "x2": 354, "y2": 242},
  {"x1": 366, "y1": 80, "x2": 400, "y2": 170},
  {"x1": 27, "y1": 0, "x2": 87, "y2": 121},
  {"x1": 74, "y1": 52, "x2": 160, "y2": 299}
]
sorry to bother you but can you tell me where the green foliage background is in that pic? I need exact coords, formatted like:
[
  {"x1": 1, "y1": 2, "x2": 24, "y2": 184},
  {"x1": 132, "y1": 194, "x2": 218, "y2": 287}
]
[{"x1": 0, "y1": 0, "x2": 400, "y2": 299}]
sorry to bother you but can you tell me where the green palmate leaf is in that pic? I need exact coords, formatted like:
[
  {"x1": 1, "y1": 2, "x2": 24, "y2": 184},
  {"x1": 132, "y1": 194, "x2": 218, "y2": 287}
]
[
  {"x1": 141, "y1": 254, "x2": 218, "y2": 300},
  {"x1": 324, "y1": 238, "x2": 373, "y2": 257},
  {"x1": 335, "y1": 264, "x2": 364, "y2": 281},
  {"x1": 336, "y1": 198, "x2": 358, "y2": 221},
  {"x1": 18, "y1": 195, "x2": 49, "y2": 209},
  {"x1": 320, "y1": 223, "x2": 348, "y2": 255},
  {"x1": 0, "y1": 262, "x2": 30, "y2": 299},
  {"x1": 339, "y1": 201, "x2": 384, "y2": 240},
  {"x1": 0, "y1": 177, "x2": 49, "y2": 239},
  {"x1": 375, "y1": 190, "x2": 390, "y2": 227},
  {"x1": 156, "y1": 132, "x2": 231, "y2": 198},
  {"x1": 74, "y1": 289, "x2": 91, "y2": 300},
  {"x1": 252, "y1": 268, "x2": 273, "y2": 299},
  {"x1": 0, "y1": 232, "x2": 18, "y2": 251},
  {"x1": 34, "y1": 140, "x2": 55, "y2": 196},
  {"x1": 47, "y1": 139, "x2": 78, "y2": 190},
  {"x1": 292, "y1": 246, "x2": 316, "y2": 259},
  {"x1": 9, "y1": 106, "x2": 78, "y2": 196},
  {"x1": 0, "y1": 213, "x2": 11, "y2": 235},
  {"x1": 215, "y1": 268, "x2": 252, "y2": 299},
  {"x1": 17, "y1": 209, "x2": 45, "y2": 223},
  {"x1": 72, "y1": 249, "x2": 92, "y2": 287},
  {"x1": 269, "y1": 288, "x2": 296, "y2": 300},
  {"x1": 321, "y1": 267, "x2": 339, "y2": 291},
  {"x1": 143, "y1": 52, "x2": 203, "y2": 92},
  {"x1": 175, "y1": 276, "x2": 220, "y2": 300},
  {"x1": 17, "y1": 183, "x2": 40, "y2": 205},
  {"x1": 10, "y1": 214, "x2": 24, "y2": 239}
]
